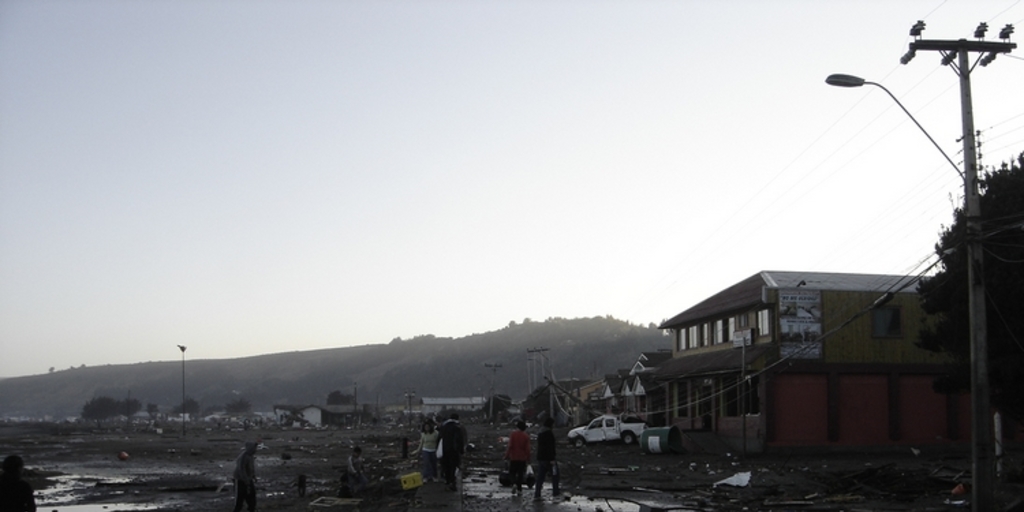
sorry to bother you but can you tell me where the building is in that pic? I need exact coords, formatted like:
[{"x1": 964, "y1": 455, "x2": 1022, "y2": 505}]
[
  {"x1": 420, "y1": 397, "x2": 486, "y2": 416},
  {"x1": 656, "y1": 270, "x2": 964, "y2": 453},
  {"x1": 273, "y1": 404, "x2": 360, "y2": 427}
]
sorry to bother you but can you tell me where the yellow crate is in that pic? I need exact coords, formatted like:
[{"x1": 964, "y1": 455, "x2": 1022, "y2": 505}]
[{"x1": 399, "y1": 471, "x2": 423, "y2": 490}]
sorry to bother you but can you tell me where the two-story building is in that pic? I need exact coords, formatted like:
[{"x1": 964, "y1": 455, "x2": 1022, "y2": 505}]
[{"x1": 656, "y1": 270, "x2": 965, "y2": 453}]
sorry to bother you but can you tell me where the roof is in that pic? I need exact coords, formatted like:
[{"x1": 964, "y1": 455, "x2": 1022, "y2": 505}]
[
  {"x1": 421, "y1": 397, "x2": 486, "y2": 406},
  {"x1": 638, "y1": 351, "x2": 672, "y2": 367},
  {"x1": 652, "y1": 344, "x2": 774, "y2": 380},
  {"x1": 658, "y1": 270, "x2": 917, "y2": 330}
]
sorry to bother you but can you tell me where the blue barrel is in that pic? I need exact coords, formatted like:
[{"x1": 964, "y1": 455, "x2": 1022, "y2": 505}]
[{"x1": 640, "y1": 426, "x2": 685, "y2": 454}]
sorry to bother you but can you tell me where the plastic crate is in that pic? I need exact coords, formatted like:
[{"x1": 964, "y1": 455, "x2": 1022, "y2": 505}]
[{"x1": 399, "y1": 471, "x2": 423, "y2": 490}]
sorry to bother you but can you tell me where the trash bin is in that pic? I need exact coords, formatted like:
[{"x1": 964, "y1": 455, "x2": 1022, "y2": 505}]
[{"x1": 640, "y1": 426, "x2": 685, "y2": 454}]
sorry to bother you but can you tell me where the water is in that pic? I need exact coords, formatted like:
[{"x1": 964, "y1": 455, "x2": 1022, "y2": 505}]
[{"x1": 34, "y1": 504, "x2": 158, "y2": 512}]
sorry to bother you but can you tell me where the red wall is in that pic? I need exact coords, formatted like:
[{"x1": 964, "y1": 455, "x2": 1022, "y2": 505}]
[
  {"x1": 838, "y1": 375, "x2": 888, "y2": 444},
  {"x1": 899, "y1": 375, "x2": 950, "y2": 443},
  {"x1": 770, "y1": 371, "x2": 969, "y2": 448},
  {"x1": 772, "y1": 374, "x2": 828, "y2": 445}
]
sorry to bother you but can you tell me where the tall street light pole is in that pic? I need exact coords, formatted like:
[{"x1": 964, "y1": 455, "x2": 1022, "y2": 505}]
[
  {"x1": 827, "y1": 20, "x2": 1015, "y2": 512},
  {"x1": 177, "y1": 345, "x2": 187, "y2": 437},
  {"x1": 484, "y1": 363, "x2": 502, "y2": 422}
]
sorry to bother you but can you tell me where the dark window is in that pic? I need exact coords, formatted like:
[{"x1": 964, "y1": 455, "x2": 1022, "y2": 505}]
[
  {"x1": 676, "y1": 383, "x2": 689, "y2": 417},
  {"x1": 872, "y1": 307, "x2": 902, "y2": 337},
  {"x1": 745, "y1": 375, "x2": 760, "y2": 415},
  {"x1": 738, "y1": 313, "x2": 749, "y2": 329},
  {"x1": 724, "y1": 376, "x2": 739, "y2": 416}
]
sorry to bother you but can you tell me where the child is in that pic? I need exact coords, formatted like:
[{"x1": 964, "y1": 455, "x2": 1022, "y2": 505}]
[{"x1": 347, "y1": 446, "x2": 368, "y2": 495}]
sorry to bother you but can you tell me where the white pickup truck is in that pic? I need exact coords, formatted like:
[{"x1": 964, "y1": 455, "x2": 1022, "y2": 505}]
[{"x1": 567, "y1": 414, "x2": 646, "y2": 447}]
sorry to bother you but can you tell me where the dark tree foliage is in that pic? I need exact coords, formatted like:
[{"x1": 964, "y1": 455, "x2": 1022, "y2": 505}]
[
  {"x1": 918, "y1": 153, "x2": 1024, "y2": 420},
  {"x1": 326, "y1": 391, "x2": 354, "y2": 405},
  {"x1": 146, "y1": 403, "x2": 159, "y2": 419},
  {"x1": 81, "y1": 396, "x2": 121, "y2": 420},
  {"x1": 81, "y1": 396, "x2": 142, "y2": 420},
  {"x1": 124, "y1": 398, "x2": 142, "y2": 417},
  {"x1": 225, "y1": 397, "x2": 252, "y2": 414},
  {"x1": 171, "y1": 397, "x2": 200, "y2": 415}
]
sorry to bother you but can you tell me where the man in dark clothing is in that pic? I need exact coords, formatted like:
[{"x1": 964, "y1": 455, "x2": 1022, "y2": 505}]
[
  {"x1": 438, "y1": 413, "x2": 465, "y2": 491},
  {"x1": 533, "y1": 417, "x2": 560, "y2": 501},
  {"x1": 0, "y1": 455, "x2": 36, "y2": 512},
  {"x1": 232, "y1": 441, "x2": 259, "y2": 512}
]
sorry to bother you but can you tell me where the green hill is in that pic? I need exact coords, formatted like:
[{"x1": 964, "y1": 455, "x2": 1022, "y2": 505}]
[{"x1": 0, "y1": 317, "x2": 668, "y2": 419}]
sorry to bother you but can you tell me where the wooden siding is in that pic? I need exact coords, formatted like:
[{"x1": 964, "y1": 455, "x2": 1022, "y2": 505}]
[{"x1": 763, "y1": 288, "x2": 946, "y2": 365}]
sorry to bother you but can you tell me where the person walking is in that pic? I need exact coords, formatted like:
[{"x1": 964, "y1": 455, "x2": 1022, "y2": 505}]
[
  {"x1": 0, "y1": 455, "x2": 36, "y2": 512},
  {"x1": 347, "y1": 446, "x2": 369, "y2": 495},
  {"x1": 415, "y1": 419, "x2": 440, "y2": 482},
  {"x1": 231, "y1": 441, "x2": 259, "y2": 512},
  {"x1": 504, "y1": 420, "x2": 530, "y2": 496},
  {"x1": 533, "y1": 417, "x2": 560, "y2": 501},
  {"x1": 438, "y1": 414, "x2": 464, "y2": 492}
]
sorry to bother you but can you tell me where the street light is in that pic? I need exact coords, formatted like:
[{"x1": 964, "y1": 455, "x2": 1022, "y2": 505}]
[
  {"x1": 824, "y1": 74, "x2": 962, "y2": 178},
  {"x1": 827, "y1": 69, "x2": 994, "y2": 510},
  {"x1": 484, "y1": 363, "x2": 502, "y2": 422},
  {"x1": 177, "y1": 345, "x2": 186, "y2": 437}
]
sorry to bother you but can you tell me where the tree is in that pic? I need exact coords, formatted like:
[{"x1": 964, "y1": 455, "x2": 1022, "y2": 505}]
[
  {"x1": 918, "y1": 152, "x2": 1024, "y2": 420},
  {"x1": 81, "y1": 396, "x2": 121, "y2": 420},
  {"x1": 225, "y1": 397, "x2": 252, "y2": 414},
  {"x1": 124, "y1": 397, "x2": 142, "y2": 417},
  {"x1": 329, "y1": 390, "x2": 359, "y2": 405},
  {"x1": 171, "y1": 397, "x2": 200, "y2": 416},
  {"x1": 146, "y1": 403, "x2": 159, "y2": 419}
]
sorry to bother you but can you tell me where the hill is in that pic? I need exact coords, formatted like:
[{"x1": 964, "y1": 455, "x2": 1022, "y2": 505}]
[{"x1": 0, "y1": 316, "x2": 668, "y2": 419}]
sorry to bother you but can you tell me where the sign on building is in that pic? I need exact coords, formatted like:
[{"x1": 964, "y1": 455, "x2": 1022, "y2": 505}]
[{"x1": 779, "y1": 289, "x2": 822, "y2": 359}]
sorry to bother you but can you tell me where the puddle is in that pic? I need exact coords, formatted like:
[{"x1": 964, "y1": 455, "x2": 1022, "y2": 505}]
[
  {"x1": 35, "y1": 474, "x2": 176, "y2": 512},
  {"x1": 33, "y1": 505, "x2": 159, "y2": 512},
  {"x1": 462, "y1": 466, "x2": 699, "y2": 512}
]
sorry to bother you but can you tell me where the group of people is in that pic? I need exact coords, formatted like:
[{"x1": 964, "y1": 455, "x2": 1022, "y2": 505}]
[
  {"x1": 414, "y1": 413, "x2": 465, "y2": 492},
  {"x1": 504, "y1": 417, "x2": 560, "y2": 502}
]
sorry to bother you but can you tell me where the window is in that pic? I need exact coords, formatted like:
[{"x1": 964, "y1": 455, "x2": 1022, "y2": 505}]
[
  {"x1": 687, "y1": 326, "x2": 699, "y2": 349},
  {"x1": 737, "y1": 313, "x2": 749, "y2": 329},
  {"x1": 702, "y1": 323, "x2": 711, "y2": 347},
  {"x1": 757, "y1": 309, "x2": 771, "y2": 336},
  {"x1": 728, "y1": 317, "x2": 736, "y2": 342},
  {"x1": 745, "y1": 375, "x2": 760, "y2": 414},
  {"x1": 724, "y1": 376, "x2": 739, "y2": 416},
  {"x1": 872, "y1": 307, "x2": 902, "y2": 337},
  {"x1": 676, "y1": 330, "x2": 685, "y2": 352},
  {"x1": 713, "y1": 320, "x2": 724, "y2": 344},
  {"x1": 675, "y1": 383, "x2": 689, "y2": 418}
]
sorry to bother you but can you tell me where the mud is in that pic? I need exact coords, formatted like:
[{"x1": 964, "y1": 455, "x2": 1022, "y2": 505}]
[{"x1": 3, "y1": 421, "x2": 1022, "y2": 511}]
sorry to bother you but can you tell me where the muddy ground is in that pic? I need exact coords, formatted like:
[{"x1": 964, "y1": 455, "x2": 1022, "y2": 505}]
[{"x1": 2, "y1": 420, "x2": 1023, "y2": 511}]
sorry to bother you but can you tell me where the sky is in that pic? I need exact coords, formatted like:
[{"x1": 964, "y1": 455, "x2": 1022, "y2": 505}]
[{"x1": 2, "y1": 1, "x2": 1024, "y2": 378}]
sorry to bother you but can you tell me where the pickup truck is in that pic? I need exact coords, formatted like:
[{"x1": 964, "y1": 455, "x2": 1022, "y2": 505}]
[{"x1": 567, "y1": 414, "x2": 646, "y2": 447}]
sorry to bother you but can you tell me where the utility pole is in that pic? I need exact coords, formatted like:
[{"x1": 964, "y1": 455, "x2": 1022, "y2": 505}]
[
  {"x1": 901, "y1": 21, "x2": 1015, "y2": 512},
  {"x1": 177, "y1": 345, "x2": 187, "y2": 437},
  {"x1": 526, "y1": 347, "x2": 549, "y2": 393},
  {"x1": 404, "y1": 389, "x2": 416, "y2": 419},
  {"x1": 484, "y1": 363, "x2": 502, "y2": 422}
]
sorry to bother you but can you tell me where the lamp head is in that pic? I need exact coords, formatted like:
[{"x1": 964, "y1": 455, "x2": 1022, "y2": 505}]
[{"x1": 825, "y1": 74, "x2": 866, "y2": 87}]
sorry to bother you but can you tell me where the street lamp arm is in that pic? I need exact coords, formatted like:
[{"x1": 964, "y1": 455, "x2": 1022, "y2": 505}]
[
  {"x1": 826, "y1": 74, "x2": 964, "y2": 179},
  {"x1": 865, "y1": 80, "x2": 964, "y2": 179}
]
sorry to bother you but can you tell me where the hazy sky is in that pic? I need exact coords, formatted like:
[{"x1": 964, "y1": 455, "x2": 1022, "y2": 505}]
[{"x1": 2, "y1": 1, "x2": 1023, "y2": 378}]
